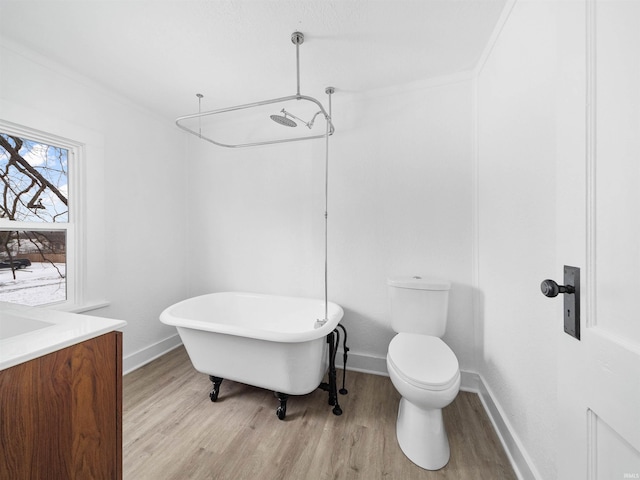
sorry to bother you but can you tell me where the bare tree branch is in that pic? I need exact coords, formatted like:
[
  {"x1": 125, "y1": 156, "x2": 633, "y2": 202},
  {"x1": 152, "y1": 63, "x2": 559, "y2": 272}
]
[{"x1": 0, "y1": 135, "x2": 68, "y2": 207}]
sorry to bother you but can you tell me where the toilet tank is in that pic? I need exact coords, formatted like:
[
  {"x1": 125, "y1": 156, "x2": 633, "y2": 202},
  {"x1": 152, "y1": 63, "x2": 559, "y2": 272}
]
[{"x1": 387, "y1": 276, "x2": 451, "y2": 336}]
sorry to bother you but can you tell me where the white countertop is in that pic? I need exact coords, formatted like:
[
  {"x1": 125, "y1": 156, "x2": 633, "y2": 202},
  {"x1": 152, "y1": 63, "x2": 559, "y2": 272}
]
[{"x1": 0, "y1": 303, "x2": 127, "y2": 371}]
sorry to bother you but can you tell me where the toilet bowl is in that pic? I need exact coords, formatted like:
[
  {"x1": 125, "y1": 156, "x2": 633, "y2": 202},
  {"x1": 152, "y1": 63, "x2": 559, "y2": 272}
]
[{"x1": 386, "y1": 332, "x2": 460, "y2": 470}]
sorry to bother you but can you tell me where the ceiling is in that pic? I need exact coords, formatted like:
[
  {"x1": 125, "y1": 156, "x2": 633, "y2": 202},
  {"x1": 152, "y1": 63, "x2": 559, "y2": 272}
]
[{"x1": 0, "y1": 1, "x2": 506, "y2": 120}]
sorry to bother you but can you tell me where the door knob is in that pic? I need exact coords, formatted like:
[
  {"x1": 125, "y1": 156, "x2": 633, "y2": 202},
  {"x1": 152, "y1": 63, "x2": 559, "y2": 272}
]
[
  {"x1": 540, "y1": 279, "x2": 575, "y2": 297},
  {"x1": 540, "y1": 266, "x2": 580, "y2": 340}
]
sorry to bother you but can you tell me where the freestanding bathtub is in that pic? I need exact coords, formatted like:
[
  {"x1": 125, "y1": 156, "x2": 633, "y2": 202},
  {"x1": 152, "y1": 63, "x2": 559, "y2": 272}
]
[{"x1": 159, "y1": 292, "x2": 344, "y2": 419}]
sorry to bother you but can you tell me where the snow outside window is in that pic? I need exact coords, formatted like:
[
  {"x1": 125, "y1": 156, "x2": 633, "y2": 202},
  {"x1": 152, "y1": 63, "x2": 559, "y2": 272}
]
[{"x1": 0, "y1": 125, "x2": 80, "y2": 307}]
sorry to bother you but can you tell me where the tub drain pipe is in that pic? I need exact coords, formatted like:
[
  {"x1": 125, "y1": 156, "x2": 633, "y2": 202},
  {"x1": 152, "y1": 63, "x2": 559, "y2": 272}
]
[
  {"x1": 336, "y1": 324, "x2": 349, "y2": 395},
  {"x1": 322, "y1": 330, "x2": 342, "y2": 415},
  {"x1": 321, "y1": 324, "x2": 349, "y2": 416}
]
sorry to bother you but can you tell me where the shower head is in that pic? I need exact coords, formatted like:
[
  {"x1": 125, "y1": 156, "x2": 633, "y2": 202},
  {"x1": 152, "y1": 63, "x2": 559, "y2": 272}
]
[
  {"x1": 270, "y1": 110, "x2": 297, "y2": 127},
  {"x1": 271, "y1": 108, "x2": 324, "y2": 129}
]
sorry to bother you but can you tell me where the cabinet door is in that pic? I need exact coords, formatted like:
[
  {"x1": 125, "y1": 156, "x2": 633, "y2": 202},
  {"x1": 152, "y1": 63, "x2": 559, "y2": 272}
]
[{"x1": 0, "y1": 332, "x2": 122, "y2": 480}]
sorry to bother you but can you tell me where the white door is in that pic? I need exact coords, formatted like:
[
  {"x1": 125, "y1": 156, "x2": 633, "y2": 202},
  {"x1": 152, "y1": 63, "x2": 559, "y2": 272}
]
[{"x1": 556, "y1": 1, "x2": 640, "y2": 478}]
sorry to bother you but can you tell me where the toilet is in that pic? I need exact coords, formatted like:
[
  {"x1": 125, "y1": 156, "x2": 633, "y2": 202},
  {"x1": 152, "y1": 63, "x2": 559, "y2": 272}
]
[{"x1": 386, "y1": 276, "x2": 461, "y2": 470}]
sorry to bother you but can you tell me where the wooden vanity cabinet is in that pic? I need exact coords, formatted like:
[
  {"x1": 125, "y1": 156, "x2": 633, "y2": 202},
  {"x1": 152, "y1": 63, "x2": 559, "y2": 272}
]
[{"x1": 0, "y1": 331, "x2": 123, "y2": 479}]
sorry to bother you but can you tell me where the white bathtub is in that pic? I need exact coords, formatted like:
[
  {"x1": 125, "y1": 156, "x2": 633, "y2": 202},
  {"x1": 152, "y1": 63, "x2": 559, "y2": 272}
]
[{"x1": 159, "y1": 292, "x2": 344, "y2": 398}]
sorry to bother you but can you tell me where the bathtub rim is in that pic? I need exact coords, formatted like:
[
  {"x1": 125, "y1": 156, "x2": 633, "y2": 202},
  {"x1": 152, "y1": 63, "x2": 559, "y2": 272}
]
[{"x1": 159, "y1": 291, "x2": 344, "y2": 344}]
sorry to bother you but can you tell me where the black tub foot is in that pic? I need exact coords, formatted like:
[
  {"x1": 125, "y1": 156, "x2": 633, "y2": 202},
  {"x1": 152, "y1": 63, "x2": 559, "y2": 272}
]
[
  {"x1": 209, "y1": 376, "x2": 223, "y2": 402},
  {"x1": 275, "y1": 392, "x2": 288, "y2": 420}
]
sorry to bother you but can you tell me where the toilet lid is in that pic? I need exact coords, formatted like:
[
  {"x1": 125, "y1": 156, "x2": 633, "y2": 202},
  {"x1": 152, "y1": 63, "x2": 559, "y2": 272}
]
[{"x1": 388, "y1": 333, "x2": 459, "y2": 391}]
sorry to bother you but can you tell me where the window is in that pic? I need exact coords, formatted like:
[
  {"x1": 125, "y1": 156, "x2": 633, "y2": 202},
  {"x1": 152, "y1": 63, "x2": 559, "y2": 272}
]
[{"x1": 0, "y1": 123, "x2": 80, "y2": 307}]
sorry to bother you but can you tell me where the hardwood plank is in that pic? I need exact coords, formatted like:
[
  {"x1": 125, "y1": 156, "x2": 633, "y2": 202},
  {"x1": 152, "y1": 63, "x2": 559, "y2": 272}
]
[{"x1": 123, "y1": 346, "x2": 517, "y2": 479}]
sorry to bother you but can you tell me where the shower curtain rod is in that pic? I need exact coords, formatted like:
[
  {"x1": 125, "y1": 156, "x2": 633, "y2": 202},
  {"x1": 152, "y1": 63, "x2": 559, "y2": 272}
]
[
  {"x1": 175, "y1": 93, "x2": 335, "y2": 148},
  {"x1": 176, "y1": 32, "x2": 334, "y2": 148}
]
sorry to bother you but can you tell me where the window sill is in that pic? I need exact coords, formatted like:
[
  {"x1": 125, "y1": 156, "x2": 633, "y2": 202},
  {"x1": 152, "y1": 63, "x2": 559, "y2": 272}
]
[{"x1": 50, "y1": 299, "x2": 111, "y2": 314}]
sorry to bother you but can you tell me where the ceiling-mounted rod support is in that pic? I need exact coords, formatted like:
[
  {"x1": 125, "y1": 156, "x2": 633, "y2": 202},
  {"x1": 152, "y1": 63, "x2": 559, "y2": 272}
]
[
  {"x1": 292, "y1": 32, "x2": 304, "y2": 97},
  {"x1": 196, "y1": 93, "x2": 204, "y2": 137},
  {"x1": 325, "y1": 87, "x2": 335, "y2": 124}
]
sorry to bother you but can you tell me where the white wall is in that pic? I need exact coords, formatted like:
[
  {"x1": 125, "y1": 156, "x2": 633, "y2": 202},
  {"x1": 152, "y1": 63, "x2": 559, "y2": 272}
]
[
  {"x1": 475, "y1": 1, "x2": 581, "y2": 478},
  {"x1": 186, "y1": 77, "x2": 477, "y2": 374},
  {"x1": 0, "y1": 41, "x2": 189, "y2": 367}
]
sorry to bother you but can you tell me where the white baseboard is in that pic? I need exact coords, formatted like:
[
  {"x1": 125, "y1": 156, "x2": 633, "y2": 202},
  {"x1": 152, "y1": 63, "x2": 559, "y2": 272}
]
[
  {"x1": 473, "y1": 372, "x2": 541, "y2": 480},
  {"x1": 335, "y1": 350, "x2": 387, "y2": 375},
  {"x1": 122, "y1": 333, "x2": 183, "y2": 375}
]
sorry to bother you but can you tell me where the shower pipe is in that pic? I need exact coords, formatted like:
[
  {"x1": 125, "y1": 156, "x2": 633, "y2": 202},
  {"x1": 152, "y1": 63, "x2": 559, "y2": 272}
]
[{"x1": 322, "y1": 87, "x2": 334, "y2": 324}]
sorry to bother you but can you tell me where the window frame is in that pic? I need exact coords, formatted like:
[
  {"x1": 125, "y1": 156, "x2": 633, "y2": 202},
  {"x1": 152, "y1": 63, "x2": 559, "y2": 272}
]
[{"x1": 0, "y1": 120, "x2": 85, "y2": 308}]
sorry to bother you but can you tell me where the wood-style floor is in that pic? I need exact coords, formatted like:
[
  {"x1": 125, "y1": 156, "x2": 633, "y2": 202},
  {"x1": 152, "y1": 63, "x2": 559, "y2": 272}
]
[{"x1": 123, "y1": 346, "x2": 517, "y2": 480}]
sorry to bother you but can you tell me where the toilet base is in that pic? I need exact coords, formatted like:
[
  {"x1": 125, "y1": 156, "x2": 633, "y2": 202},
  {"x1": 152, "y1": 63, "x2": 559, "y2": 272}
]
[{"x1": 396, "y1": 397, "x2": 450, "y2": 470}]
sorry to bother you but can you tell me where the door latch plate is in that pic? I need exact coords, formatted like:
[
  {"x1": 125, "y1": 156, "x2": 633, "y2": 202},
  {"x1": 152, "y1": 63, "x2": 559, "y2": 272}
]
[{"x1": 564, "y1": 266, "x2": 580, "y2": 340}]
